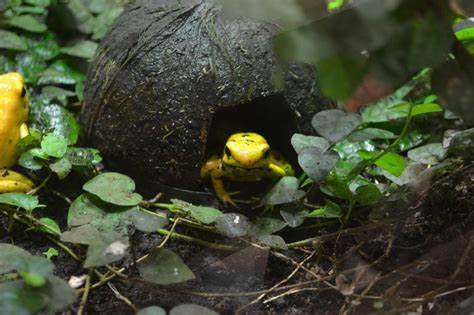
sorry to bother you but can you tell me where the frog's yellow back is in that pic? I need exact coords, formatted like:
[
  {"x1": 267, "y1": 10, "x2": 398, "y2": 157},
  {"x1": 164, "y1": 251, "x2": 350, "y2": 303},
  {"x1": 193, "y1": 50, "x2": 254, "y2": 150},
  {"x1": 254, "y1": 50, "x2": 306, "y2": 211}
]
[{"x1": 0, "y1": 72, "x2": 29, "y2": 168}]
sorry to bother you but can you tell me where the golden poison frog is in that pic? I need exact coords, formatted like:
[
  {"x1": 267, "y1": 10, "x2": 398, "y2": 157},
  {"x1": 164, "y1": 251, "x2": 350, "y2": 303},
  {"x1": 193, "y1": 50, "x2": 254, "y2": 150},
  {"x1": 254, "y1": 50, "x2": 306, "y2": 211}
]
[
  {"x1": 0, "y1": 72, "x2": 34, "y2": 193},
  {"x1": 201, "y1": 132, "x2": 294, "y2": 206}
]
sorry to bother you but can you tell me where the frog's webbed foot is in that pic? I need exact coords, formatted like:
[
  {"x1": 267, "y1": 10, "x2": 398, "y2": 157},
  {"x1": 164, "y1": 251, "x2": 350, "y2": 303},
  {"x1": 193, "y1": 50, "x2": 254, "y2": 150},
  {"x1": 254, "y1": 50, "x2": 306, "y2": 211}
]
[{"x1": 220, "y1": 192, "x2": 239, "y2": 208}]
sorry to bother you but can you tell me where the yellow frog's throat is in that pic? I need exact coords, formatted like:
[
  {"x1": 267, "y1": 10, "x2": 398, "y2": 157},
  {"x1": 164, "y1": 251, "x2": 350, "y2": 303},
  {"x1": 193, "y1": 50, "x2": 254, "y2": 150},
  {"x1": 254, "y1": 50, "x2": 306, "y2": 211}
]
[
  {"x1": 0, "y1": 72, "x2": 34, "y2": 193},
  {"x1": 201, "y1": 132, "x2": 294, "y2": 206}
]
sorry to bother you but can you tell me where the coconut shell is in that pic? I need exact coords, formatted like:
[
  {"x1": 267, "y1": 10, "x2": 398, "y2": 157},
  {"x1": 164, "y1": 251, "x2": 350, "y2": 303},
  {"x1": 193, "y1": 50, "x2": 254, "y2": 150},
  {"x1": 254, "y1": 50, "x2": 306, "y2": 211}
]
[{"x1": 82, "y1": 0, "x2": 333, "y2": 193}]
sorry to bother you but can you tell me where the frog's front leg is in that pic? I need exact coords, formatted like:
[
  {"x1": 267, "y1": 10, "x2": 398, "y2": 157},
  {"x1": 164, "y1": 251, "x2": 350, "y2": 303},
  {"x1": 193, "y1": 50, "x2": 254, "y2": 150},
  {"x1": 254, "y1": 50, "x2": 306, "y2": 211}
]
[
  {"x1": 211, "y1": 175, "x2": 238, "y2": 207},
  {"x1": 201, "y1": 156, "x2": 238, "y2": 207}
]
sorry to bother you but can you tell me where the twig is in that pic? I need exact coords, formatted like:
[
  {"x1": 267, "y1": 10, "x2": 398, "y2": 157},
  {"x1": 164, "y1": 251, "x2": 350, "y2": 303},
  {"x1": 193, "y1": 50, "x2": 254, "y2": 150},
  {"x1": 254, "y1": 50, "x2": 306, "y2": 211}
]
[
  {"x1": 107, "y1": 283, "x2": 139, "y2": 312},
  {"x1": 263, "y1": 287, "x2": 332, "y2": 304},
  {"x1": 287, "y1": 222, "x2": 384, "y2": 248},
  {"x1": 77, "y1": 269, "x2": 92, "y2": 315},
  {"x1": 237, "y1": 250, "x2": 317, "y2": 313},
  {"x1": 156, "y1": 228, "x2": 237, "y2": 251},
  {"x1": 27, "y1": 173, "x2": 51, "y2": 195}
]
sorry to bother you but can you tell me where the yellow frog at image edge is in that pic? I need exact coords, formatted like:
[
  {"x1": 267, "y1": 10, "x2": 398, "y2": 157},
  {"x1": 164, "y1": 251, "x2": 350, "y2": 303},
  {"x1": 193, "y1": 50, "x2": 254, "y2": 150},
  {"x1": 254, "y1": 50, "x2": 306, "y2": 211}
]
[
  {"x1": 201, "y1": 132, "x2": 294, "y2": 206},
  {"x1": 0, "y1": 72, "x2": 34, "y2": 193}
]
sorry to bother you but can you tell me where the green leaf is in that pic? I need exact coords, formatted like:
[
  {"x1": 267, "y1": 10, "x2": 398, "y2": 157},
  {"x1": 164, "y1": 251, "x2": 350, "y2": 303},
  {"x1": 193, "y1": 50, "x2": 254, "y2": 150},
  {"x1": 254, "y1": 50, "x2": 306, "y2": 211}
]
[
  {"x1": 327, "y1": 0, "x2": 345, "y2": 10},
  {"x1": 306, "y1": 200, "x2": 343, "y2": 218},
  {"x1": 42, "y1": 248, "x2": 59, "y2": 261},
  {"x1": 88, "y1": 0, "x2": 121, "y2": 13},
  {"x1": 317, "y1": 55, "x2": 367, "y2": 100},
  {"x1": 24, "y1": 0, "x2": 51, "y2": 7},
  {"x1": 127, "y1": 210, "x2": 168, "y2": 233},
  {"x1": 60, "y1": 40, "x2": 98, "y2": 59},
  {"x1": 49, "y1": 157, "x2": 72, "y2": 179},
  {"x1": 170, "y1": 200, "x2": 222, "y2": 224},
  {"x1": 39, "y1": 217, "x2": 61, "y2": 235},
  {"x1": 396, "y1": 130, "x2": 429, "y2": 152},
  {"x1": 348, "y1": 128, "x2": 397, "y2": 142},
  {"x1": 291, "y1": 133, "x2": 330, "y2": 154},
  {"x1": 14, "y1": 255, "x2": 54, "y2": 287},
  {"x1": 20, "y1": 272, "x2": 46, "y2": 288},
  {"x1": 354, "y1": 183, "x2": 382, "y2": 206},
  {"x1": 411, "y1": 103, "x2": 443, "y2": 116},
  {"x1": 187, "y1": 206, "x2": 222, "y2": 224},
  {"x1": 312, "y1": 109, "x2": 362, "y2": 143},
  {"x1": 65, "y1": 148, "x2": 102, "y2": 166},
  {"x1": 359, "y1": 151, "x2": 406, "y2": 177},
  {"x1": 363, "y1": 102, "x2": 442, "y2": 123},
  {"x1": 455, "y1": 25, "x2": 474, "y2": 41},
  {"x1": 378, "y1": 162, "x2": 426, "y2": 186},
  {"x1": 41, "y1": 86, "x2": 75, "y2": 105},
  {"x1": 263, "y1": 176, "x2": 305, "y2": 205},
  {"x1": 84, "y1": 232, "x2": 129, "y2": 267},
  {"x1": 280, "y1": 208, "x2": 308, "y2": 228},
  {"x1": 6, "y1": 15, "x2": 47, "y2": 33},
  {"x1": 320, "y1": 171, "x2": 354, "y2": 200},
  {"x1": 169, "y1": 304, "x2": 218, "y2": 315},
  {"x1": 29, "y1": 32, "x2": 61, "y2": 61},
  {"x1": 75, "y1": 81, "x2": 85, "y2": 101},
  {"x1": 249, "y1": 217, "x2": 287, "y2": 237},
  {"x1": 0, "y1": 244, "x2": 31, "y2": 274},
  {"x1": 34, "y1": 105, "x2": 80, "y2": 145},
  {"x1": 83, "y1": 173, "x2": 143, "y2": 206},
  {"x1": 18, "y1": 151, "x2": 44, "y2": 170},
  {"x1": 298, "y1": 147, "x2": 339, "y2": 183},
  {"x1": 0, "y1": 193, "x2": 42, "y2": 213},
  {"x1": 138, "y1": 248, "x2": 195, "y2": 285},
  {"x1": 215, "y1": 213, "x2": 250, "y2": 238},
  {"x1": 57, "y1": 0, "x2": 95, "y2": 34},
  {"x1": 257, "y1": 235, "x2": 288, "y2": 250},
  {"x1": 407, "y1": 143, "x2": 447, "y2": 165},
  {"x1": 38, "y1": 60, "x2": 85, "y2": 85},
  {"x1": 61, "y1": 224, "x2": 102, "y2": 245},
  {"x1": 0, "y1": 30, "x2": 27, "y2": 51},
  {"x1": 137, "y1": 306, "x2": 167, "y2": 315},
  {"x1": 92, "y1": 7, "x2": 124, "y2": 40},
  {"x1": 333, "y1": 139, "x2": 377, "y2": 160},
  {"x1": 67, "y1": 194, "x2": 137, "y2": 235},
  {"x1": 41, "y1": 134, "x2": 68, "y2": 158}
]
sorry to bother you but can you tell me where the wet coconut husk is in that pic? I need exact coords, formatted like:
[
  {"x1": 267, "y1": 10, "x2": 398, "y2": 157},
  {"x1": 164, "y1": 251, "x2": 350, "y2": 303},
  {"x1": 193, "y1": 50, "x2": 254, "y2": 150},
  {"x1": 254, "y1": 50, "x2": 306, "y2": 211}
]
[{"x1": 81, "y1": 0, "x2": 333, "y2": 196}]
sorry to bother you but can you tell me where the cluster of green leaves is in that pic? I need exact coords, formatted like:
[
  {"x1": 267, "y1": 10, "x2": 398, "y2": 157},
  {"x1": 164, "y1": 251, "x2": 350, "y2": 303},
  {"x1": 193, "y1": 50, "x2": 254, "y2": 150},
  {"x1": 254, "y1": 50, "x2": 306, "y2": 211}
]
[
  {"x1": 220, "y1": 0, "x2": 473, "y2": 123},
  {"x1": 0, "y1": 0, "x2": 124, "y2": 179},
  {"x1": 61, "y1": 173, "x2": 168, "y2": 267},
  {"x1": 262, "y1": 70, "x2": 461, "y2": 222},
  {"x1": 0, "y1": 244, "x2": 76, "y2": 314},
  {"x1": 0, "y1": 191, "x2": 63, "y2": 238},
  {"x1": 18, "y1": 128, "x2": 102, "y2": 179}
]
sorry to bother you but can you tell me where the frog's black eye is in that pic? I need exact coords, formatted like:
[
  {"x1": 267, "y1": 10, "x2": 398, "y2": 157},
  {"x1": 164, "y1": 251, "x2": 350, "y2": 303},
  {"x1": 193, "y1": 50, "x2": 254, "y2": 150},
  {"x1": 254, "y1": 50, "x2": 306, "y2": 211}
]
[
  {"x1": 21, "y1": 87, "x2": 26, "y2": 98},
  {"x1": 224, "y1": 146, "x2": 232, "y2": 158}
]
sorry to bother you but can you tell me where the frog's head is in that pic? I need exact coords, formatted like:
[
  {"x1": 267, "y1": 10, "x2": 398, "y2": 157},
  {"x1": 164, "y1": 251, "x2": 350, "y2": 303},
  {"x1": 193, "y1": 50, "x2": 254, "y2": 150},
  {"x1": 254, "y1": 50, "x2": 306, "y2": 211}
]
[
  {"x1": 0, "y1": 72, "x2": 28, "y2": 118},
  {"x1": 222, "y1": 132, "x2": 270, "y2": 168}
]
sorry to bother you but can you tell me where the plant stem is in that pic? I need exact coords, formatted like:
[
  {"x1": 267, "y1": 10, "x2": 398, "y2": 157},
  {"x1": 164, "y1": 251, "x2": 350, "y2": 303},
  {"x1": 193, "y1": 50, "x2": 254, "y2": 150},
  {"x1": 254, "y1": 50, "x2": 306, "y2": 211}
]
[
  {"x1": 78, "y1": 269, "x2": 92, "y2": 315},
  {"x1": 156, "y1": 229, "x2": 237, "y2": 251}
]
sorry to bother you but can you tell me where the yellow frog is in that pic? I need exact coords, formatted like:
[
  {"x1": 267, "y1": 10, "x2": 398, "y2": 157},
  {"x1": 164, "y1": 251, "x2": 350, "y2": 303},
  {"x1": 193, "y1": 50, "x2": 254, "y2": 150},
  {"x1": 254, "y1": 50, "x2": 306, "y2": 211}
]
[
  {"x1": 201, "y1": 132, "x2": 294, "y2": 206},
  {"x1": 0, "y1": 72, "x2": 34, "y2": 193}
]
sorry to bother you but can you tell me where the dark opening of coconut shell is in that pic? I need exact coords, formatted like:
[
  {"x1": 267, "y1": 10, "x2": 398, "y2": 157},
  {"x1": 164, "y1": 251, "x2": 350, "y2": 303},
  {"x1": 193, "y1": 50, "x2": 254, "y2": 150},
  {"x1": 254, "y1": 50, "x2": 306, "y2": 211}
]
[{"x1": 81, "y1": 0, "x2": 333, "y2": 200}]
